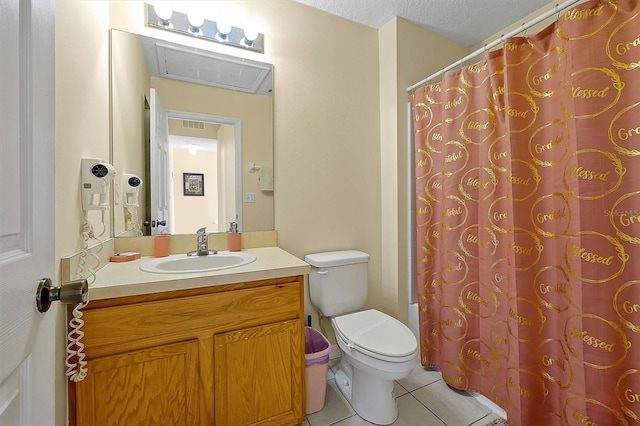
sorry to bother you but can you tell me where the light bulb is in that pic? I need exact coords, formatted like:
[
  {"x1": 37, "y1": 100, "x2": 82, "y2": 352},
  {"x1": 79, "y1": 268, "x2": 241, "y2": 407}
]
[
  {"x1": 243, "y1": 28, "x2": 259, "y2": 42},
  {"x1": 153, "y1": 5, "x2": 173, "y2": 23},
  {"x1": 188, "y1": 13, "x2": 205, "y2": 34},
  {"x1": 217, "y1": 21, "x2": 232, "y2": 36},
  {"x1": 188, "y1": 14, "x2": 205, "y2": 29}
]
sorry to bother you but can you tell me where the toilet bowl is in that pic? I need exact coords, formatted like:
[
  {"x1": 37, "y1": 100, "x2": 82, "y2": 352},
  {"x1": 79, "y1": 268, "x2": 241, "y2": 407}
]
[
  {"x1": 305, "y1": 250, "x2": 418, "y2": 425},
  {"x1": 331, "y1": 310, "x2": 418, "y2": 425}
]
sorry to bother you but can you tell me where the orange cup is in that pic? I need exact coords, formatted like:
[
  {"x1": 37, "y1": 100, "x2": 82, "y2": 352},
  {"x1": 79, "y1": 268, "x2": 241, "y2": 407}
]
[
  {"x1": 154, "y1": 235, "x2": 171, "y2": 257},
  {"x1": 228, "y1": 233, "x2": 241, "y2": 252}
]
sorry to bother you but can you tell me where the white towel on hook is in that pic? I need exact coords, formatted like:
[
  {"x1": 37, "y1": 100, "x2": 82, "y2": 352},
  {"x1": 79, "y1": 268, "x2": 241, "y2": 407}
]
[{"x1": 259, "y1": 166, "x2": 274, "y2": 191}]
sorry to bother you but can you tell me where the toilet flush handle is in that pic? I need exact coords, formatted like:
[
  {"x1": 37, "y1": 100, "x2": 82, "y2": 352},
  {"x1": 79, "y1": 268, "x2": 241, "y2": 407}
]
[{"x1": 316, "y1": 269, "x2": 329, "y2": 275}]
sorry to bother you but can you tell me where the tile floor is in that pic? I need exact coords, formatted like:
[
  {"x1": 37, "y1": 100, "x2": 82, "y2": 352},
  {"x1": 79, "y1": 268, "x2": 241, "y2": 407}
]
[{"x1": 303, "y1": 360, "x2": 505, "y2": 426}]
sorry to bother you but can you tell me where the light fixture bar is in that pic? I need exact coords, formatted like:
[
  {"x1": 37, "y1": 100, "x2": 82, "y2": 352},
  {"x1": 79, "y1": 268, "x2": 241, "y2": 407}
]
[{"x1": 146, "y1": 4, "x2": 264, "y2": 54}]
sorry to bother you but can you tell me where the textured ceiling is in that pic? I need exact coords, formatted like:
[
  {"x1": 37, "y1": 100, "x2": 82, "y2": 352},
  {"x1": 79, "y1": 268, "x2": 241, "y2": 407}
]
[{"x1": 293, "y1": 0, "x2": 554, "y2": 46}]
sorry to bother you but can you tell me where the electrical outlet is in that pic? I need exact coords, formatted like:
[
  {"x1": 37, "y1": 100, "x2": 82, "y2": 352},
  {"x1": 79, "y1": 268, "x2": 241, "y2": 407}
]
[{"x1": 244, "y1": 192, "x2": 255, "y2": 203}]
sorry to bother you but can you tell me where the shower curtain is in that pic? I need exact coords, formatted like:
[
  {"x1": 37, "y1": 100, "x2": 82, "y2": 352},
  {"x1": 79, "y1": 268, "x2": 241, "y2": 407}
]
[{"x1": 412, "y1": 0, "x2": 640, "y2": 424}]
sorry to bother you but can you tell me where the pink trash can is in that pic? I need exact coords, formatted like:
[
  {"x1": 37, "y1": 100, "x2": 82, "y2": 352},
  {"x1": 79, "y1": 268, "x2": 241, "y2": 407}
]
[{"x1": 304, "y1": 327, "x2": 332, "y2": 414}]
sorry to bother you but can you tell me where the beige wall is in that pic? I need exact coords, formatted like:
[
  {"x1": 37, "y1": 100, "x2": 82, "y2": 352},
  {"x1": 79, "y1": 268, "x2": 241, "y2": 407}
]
[
  {"x1": 267, "y1": 2, "x2": 383, "y2": 321},
  {"x1": 171, "y1": 149, "x2": 218, "y2": 234},
  {"x1": 55, "y1": 2, "x2": 111, "y2": 425},
  {"x1": 218, "y1": 124, "x2": 238, "y2": 231},
  {"x1": 111, "y1": 28, "x2": 149, "y2": 236},
  {"x1": 378, "y1": 18, "x2": 469, "y2": 322}
]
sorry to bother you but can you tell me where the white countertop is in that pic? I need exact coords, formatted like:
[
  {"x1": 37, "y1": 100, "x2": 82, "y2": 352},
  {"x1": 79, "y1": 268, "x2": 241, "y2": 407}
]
[{"x1": 88, "y1": 247, "x2": 310, "y2": 301}]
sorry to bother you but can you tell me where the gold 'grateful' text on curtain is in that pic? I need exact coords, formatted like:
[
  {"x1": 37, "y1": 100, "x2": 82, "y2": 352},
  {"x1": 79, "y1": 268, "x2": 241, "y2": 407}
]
[{"x1": 412, "y1": 0, "x2": 640, "y2": 424}]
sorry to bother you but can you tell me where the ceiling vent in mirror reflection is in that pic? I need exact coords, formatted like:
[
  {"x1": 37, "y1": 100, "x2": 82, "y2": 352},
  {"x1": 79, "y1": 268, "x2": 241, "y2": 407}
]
[
  {"x1": 140, "y1": 35, "x2": 273, "y2": 95},
  {"x1": 183, "y1": 120, "x2": 205, "y2": 130}
]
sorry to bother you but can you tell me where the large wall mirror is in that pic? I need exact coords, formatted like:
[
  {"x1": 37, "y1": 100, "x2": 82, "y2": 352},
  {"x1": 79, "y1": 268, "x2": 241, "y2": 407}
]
[{"x1": 110, "y1": 29, "x2": 274, "y2": 237}]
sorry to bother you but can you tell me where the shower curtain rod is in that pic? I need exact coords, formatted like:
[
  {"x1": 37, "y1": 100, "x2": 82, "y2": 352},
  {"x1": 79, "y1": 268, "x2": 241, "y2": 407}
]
[{"x1": 406, "y1": 0, "x2": 582, "y2": 92}]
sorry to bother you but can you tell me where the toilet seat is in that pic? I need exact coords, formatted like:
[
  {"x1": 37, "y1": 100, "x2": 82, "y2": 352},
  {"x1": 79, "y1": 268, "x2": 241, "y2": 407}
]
[{"x1": 332, "y1": 309, "x2": 417, "y2": 363}]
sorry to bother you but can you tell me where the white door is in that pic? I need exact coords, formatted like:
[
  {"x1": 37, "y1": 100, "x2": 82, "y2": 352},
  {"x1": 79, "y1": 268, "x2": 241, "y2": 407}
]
[
  {"x1": 0, "y1": 0, "x2": 56, "y2": 425},
  {"x1": 149, "y1": 88, "x2": 171, "y2": 235}
]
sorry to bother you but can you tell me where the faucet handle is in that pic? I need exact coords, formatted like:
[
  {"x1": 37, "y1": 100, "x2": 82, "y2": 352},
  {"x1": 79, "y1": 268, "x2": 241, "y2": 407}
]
[{"x1": 197, "y1": 227, "x2": 206, "y2": 235}]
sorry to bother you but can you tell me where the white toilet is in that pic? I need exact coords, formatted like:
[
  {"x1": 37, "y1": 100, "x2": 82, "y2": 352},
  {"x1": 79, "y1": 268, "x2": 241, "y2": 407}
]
[{"x1": 305, "y1": 250, "x2": 418, "y2": 425}]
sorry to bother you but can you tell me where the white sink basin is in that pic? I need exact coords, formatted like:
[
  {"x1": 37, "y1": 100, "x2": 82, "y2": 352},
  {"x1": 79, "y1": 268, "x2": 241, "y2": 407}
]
[{"x1": 140, "y1": 251, "x2": 257, "y2": 274}]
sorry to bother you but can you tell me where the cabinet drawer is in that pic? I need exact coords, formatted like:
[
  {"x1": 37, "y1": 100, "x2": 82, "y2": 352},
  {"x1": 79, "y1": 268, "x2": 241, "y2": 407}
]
[{"x1": 81, "y1": 282, "x2": 301, "y2": 358}]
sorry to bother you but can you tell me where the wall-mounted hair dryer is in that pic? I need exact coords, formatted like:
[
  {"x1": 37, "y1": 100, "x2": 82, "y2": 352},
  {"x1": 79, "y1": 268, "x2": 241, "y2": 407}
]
[
  {"x1": 123, "y1": 173, "x2": 142, "y2": 207},
  {"x1": 81, "y1": 158, "x2": 116, "y2": 211}
]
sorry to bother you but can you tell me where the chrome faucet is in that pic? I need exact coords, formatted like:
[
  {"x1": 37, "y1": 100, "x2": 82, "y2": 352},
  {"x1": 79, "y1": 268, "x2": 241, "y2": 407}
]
[{"x1": 187, "y1": 227, "x2": 217, "y2": 256}]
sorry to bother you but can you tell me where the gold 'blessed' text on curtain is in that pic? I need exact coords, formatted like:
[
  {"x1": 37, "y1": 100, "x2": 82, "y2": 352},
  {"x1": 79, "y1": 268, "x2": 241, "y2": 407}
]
[{"x1": 412, "y1": 0, "x2": 640, "y2": 424}]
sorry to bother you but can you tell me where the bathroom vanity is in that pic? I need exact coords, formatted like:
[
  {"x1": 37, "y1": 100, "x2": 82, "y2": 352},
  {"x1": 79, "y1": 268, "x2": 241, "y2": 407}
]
[{"x1": 66, "y1": 247, "x2": 310, "y2": 426}]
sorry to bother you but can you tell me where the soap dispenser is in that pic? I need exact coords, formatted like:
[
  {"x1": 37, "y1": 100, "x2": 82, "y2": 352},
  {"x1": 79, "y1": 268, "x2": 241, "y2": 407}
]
[{"x1": 227, "y1": 222, "x2": 241, "y2": 251}]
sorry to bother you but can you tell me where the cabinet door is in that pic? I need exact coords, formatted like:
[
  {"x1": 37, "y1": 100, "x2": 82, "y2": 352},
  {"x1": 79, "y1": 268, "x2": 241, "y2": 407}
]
[
  {"x1": 75, "y1": 340, "x2": 200, "y2": 426},
  {"x1": 215, "y1": 319, "x2": 304, "y2": 426}
]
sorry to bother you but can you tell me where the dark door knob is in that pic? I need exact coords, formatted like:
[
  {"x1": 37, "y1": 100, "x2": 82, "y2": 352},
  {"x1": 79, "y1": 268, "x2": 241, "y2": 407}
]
[{"x1": 36, "y1": 278, "x2": 88, "y2": 313}]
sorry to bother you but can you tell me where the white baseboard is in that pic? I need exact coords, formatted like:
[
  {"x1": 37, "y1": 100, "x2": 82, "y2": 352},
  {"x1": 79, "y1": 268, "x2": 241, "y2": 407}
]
[{"x1": 470, "y1": 391, "x2": 507, "y2": 419}]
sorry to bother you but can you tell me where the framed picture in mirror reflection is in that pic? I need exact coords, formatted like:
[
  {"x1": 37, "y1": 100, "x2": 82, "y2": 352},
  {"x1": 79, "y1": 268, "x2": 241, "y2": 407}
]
[{"x1": 183, "y1": 173, "x2": 204, "y2": 196}]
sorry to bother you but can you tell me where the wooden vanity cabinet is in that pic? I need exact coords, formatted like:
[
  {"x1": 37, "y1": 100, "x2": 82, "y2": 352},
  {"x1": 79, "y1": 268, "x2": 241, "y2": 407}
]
[{"x1": 68, "y1": 276, "x2": 305, "y2": 426}]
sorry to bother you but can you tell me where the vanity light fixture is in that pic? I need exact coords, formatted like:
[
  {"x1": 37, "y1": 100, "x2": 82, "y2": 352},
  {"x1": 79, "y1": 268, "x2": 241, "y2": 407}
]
[{"x1": 146, "y1": 3, "x2": 265, "y2": 53}]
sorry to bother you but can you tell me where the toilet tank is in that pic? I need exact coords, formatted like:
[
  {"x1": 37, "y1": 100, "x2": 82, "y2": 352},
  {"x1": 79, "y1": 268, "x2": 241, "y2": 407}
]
[{"x1": 305, "y1": 250, "x2": 370, "y2": 317}]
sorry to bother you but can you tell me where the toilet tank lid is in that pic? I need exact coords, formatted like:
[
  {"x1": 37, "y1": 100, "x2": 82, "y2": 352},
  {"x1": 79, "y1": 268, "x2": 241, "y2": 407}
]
[{"x1": 305, "y1": 250, "x2": 370, "y2": 267}]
